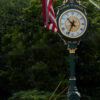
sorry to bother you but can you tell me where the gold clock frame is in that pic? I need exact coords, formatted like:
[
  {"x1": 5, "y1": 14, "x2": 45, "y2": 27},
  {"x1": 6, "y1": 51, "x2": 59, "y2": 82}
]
[{"x1": 58, "y1": 9, "x2": 88, "y2": 39}]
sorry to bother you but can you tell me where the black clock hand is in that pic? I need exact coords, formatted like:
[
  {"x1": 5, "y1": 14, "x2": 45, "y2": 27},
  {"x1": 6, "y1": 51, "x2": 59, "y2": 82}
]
[
  {"x1": 67, "y1": 18, "x2": 76, "y2": 27},
  {"x1": 67, "y1": 24, "x2": 73, "y2": 34},
  {"x1": 68, "y1": 20, "x2": 76, "y2": 34},
  {"x1": 67, "y1": 18, "x2": 73, "y2": 24},
  {"x1": 72, "y1": 20, "x2": 76, "y2": 27}
]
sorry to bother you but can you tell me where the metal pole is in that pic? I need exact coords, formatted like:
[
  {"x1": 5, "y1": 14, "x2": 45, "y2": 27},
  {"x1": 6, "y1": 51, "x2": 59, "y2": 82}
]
[{"x1": 67, "y1": 43, "x2": 80, "y2": 100}]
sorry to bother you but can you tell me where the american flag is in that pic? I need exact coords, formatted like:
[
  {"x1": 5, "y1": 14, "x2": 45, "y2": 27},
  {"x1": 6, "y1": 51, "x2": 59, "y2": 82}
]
[{"x1": 42, "y1": 0, "x2": 58, "y2": 32}]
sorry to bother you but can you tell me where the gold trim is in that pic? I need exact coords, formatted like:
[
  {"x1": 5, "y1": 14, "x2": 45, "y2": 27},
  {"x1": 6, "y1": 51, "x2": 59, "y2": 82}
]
[
  {"x1": 58, "y1": 9, "x2": 88, "y2": 39},
  {"x1": 68, "y1": 48, "x2": 77, "y2": 53},
  {"x1": 69, "y1": 78, "x2": 76, "y2": 80},
  {"x1": 63, "y1": 0, "x2": 66, "y2": 4}
]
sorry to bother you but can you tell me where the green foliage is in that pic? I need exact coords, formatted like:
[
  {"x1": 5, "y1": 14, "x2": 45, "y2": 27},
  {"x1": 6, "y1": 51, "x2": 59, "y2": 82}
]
[
  {"x1": 8, "y1": 89, "x2": 66, "y2": 100},
  {"x1": 8, "y1": 90, "x2": 51, "y2": 100},
  {"x1": 0, "y1": 0, "x2": 100, "y2": 100}
]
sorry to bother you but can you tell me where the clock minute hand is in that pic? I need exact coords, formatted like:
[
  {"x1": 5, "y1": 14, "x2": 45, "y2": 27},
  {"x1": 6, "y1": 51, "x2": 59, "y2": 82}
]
[
  {"x1": 67, "y1": 18, "x2": 73, "y2": 24},
  {"x1": 67, "y1": 20, "x2": 75, "y2": 34},
  {"x1": 67, "y1": 18, "x2": 76, "y2": 27}
]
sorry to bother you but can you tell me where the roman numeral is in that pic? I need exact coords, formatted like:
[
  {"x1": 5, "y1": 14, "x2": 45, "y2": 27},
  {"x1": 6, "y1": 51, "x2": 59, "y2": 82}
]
[
  {"x1": 62, "y1": 27, "x2": 65, "y2": 31},
  {"x1": 71, "y1": 34, "x2": 74, "y2": 36},
  {"x1": 80, "y1": 17, "x2": 83, "y2": 20},
  {"x1": 80, "y1": 28, "x2": 83, "y2": 31},
  {"x1": 66, "y1": 32, "x2": 69, "y2": 34},
  {"x1": 71, "y1": 12, "x2": 74, "y2": 15},
  {"x1": 82, "y1": 23, "x2": 85, "y2": 25}
]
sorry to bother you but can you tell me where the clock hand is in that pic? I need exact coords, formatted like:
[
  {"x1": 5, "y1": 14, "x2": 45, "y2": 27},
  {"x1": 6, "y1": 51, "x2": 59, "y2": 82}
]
[
  {"x1": 67, "y1": 18, "x2": 73, "y2": 24},
  {"x1": 67, "y1": 18, "x2": 76, "y2": 27},
  {"x1": 72, "y1": 20, "x2": 76, "y2": 27},
  {"x1": 67, "y1": 24, "x2": 73, "y2": 34},
  {"x1": 67, "y1": 20, "x2": 75, "y2": 34}
]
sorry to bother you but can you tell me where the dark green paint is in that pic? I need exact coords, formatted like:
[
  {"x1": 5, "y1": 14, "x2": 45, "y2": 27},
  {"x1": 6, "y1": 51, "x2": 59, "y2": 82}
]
[{"x1": 67, "y1": 42, "x2": 80, "y2": 100}]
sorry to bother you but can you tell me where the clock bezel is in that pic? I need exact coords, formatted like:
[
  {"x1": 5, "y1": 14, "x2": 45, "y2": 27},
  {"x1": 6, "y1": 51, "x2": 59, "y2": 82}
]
[
  {"x1": 58, "y1": 9, "x2": 88, "y2": 39},
  {"x1": 57, "y1": 6, "x2": 88, "y2": 41}
]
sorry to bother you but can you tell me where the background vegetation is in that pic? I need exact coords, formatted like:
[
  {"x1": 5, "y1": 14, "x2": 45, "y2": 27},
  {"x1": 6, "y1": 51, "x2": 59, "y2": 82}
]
[{"x1": 0, "y1": 0, "x2": 100, "y2": 100}]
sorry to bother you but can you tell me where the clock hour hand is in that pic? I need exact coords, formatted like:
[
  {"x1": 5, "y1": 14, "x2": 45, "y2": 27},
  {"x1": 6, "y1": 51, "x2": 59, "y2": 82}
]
[
  {"x1": 67, "y1": 20, "x2": 76, "y2": 34},
  {"x1": 67, "y1": 24, "x2": 73, "y2": 34}
]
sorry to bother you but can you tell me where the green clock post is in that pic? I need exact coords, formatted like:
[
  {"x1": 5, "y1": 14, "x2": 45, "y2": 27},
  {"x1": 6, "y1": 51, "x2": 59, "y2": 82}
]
[
  {"x1": 57, "y1": 0, "x2": 88, "y2": 100},
  {"x1": 67, "y1": 42, "x2": 80, "y2": 100}
]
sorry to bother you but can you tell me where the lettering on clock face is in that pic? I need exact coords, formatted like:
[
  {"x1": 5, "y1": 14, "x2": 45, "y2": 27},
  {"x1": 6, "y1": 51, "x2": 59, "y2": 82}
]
[{"x1": 59, "y1": 9, "x2": 87, "y2": 38}]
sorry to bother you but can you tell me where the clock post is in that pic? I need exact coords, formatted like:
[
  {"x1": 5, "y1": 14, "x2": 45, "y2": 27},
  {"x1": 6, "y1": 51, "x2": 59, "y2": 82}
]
[
  {"x1": 67, "y1": 42, "x2": 80, "y2": 100},
  {"x1": 56, "y1": 0, "x2": 88, "y2": 100}
]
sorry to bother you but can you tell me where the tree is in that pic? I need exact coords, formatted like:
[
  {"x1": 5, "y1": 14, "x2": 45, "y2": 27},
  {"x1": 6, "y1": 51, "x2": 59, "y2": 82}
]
[{"x1": 0, "y1": 0, "x2": 100, "y2": 100}]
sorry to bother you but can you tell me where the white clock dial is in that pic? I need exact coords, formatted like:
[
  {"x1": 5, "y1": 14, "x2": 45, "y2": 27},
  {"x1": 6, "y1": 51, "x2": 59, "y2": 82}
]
[{"x1": 59, "y1": 9, "x2": 88, "y2": 38}]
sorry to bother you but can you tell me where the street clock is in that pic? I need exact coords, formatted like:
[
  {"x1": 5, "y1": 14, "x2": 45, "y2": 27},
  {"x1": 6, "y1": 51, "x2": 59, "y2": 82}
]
[
  {"x1": 57, "y1": 0, "x2": 88, "y2": 41},
  {"x1": 56, "y1": 0, "x2": 89, "y2": 100}
]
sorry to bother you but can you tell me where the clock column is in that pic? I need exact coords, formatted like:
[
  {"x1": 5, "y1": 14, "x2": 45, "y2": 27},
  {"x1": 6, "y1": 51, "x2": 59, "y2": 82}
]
[{"x1": 67, "y1": 42, "x2": 80, "y2": 100}]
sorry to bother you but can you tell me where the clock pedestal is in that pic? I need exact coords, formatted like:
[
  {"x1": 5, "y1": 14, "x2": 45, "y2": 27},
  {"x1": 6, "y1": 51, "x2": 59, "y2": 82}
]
[{"x1": 67, "y1": 42, "x2": 80, "y2": 100}]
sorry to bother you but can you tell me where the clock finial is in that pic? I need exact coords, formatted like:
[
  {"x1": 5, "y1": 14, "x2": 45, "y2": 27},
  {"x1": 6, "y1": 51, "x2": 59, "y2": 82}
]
[{"x1": 67, "y1": 0, "x2": 77, "y2": 3}]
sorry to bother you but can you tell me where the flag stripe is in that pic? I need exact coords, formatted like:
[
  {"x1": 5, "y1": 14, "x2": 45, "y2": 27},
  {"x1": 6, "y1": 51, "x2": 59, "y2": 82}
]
[
  {"x1": 49, "y1": 16, "x2": 57, "y2": 27},
  {"x1": 42, "y1": 0, "x2": 58, "y2": 32},
  {"x1": 42, "y1": 0, "x2": 46, "y2": 24},
  {"x1": 49, "y1": 12, "x2": 57, "y2": 25}
]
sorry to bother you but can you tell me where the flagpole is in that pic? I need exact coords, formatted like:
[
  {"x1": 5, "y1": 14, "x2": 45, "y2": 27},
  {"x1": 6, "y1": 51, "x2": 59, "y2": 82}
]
[{"x1": 89, "y1": 0, "x2": 100, "y2": 9}]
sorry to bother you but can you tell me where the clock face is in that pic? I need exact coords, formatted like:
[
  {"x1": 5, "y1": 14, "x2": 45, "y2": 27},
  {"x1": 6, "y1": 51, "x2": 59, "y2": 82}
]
[{"x1": 58, "y1": 9, "x2": 88, "y2": 39}]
